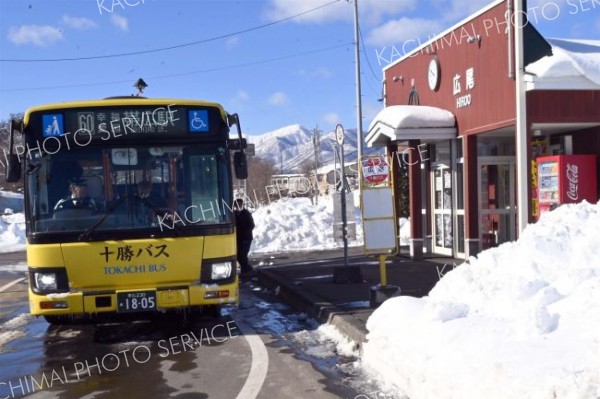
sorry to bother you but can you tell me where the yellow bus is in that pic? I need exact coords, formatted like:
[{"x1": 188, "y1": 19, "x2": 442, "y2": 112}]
[{"x1": 4, "y1": 96, "x2": 248, "y2": 324}]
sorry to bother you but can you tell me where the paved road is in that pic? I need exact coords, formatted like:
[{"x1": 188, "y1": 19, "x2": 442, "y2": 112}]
[
  {"x1": 0, "y1": 252, "x2": 25, "y2": 265},
  {"x1": 0, "y1": 252, "x2": 393, "y2": 399}
]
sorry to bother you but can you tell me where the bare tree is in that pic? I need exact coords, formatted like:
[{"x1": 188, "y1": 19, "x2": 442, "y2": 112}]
[
  {"x1": 240, "y1": 156, "x2": 277, "y2": 206},
  {"x1": 299, "y1": 157, "x2": 316, "y2": 176},
  {"x1": 298, "y1": 157, "x2": 318, "y2": 204},
  {"x1": 0, "y1": 114, "x2": 24, "y2": 193}
]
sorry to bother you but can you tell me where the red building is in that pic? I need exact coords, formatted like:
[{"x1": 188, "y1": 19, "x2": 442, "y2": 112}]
[{"x1": 366, "y1": 0, "x2": 600, "y2": 259}]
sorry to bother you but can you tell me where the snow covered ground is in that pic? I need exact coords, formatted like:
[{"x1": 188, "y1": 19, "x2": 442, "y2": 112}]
[
  {"x1": 251, "y1": 195, "x2": 364, "y2": 253},
  {"x1": 362, "y1": 201, "x2": 600, "y2": 399},
  {"x1": 250, "y1": 193, "x2": 410, "y2": 254},
  {"x1": 0, "y1": 190, "x2": 25, "y2": 253}
]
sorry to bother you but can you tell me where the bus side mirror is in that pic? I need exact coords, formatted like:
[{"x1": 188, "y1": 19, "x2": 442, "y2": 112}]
[
  {"x1": 5, "y1": 120, "x2": 22, "y2": 182},
  {"x1": 5, "y1": 155, "x2": 22, "y2": 182},
  {"x1": 227, "y1": 113, "x2": 239, "y2": 128},
  {"x1": 233, "y1": 151, "x2": 248, "y2": 180}
]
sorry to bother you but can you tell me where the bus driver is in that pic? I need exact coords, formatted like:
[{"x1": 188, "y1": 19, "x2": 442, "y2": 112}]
[{"x1": 54, "y1": 179, "x2": 98, "y2": 211}]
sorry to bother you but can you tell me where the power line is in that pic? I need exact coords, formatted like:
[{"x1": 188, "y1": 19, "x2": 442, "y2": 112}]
[
  {"x1": 357, "y1": 22, "x2": 382, "y2": 99},
  {"x1": 0, "y1": 0, "x2": 343, "y2": 63},
  {"x1": 1, "y1": 43, "x2": 353, "y2": 92},
  {"x1": 358, "y1": 23, "x2": 381, "y2": 82}
]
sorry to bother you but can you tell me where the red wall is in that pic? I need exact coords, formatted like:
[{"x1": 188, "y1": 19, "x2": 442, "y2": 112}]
[
  {"x1": 384, "y1": 1, "x2": 516, "y2": 136},
  {"x1": 527, "y1": 90, "x2": 600, "y2": 123}
]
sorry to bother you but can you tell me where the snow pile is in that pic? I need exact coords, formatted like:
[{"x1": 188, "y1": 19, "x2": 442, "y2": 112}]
[
  {"x1": 0, "y1": 211, "x2": 26, "y2": 253},
  {"x1": 362, "y1": 201, "x2": 600, "y2": 399},
  {"x1": 290, "y1": 324, "x2": 359, "y2": 359},
  {"x1": 0, "y1": 191, "x2": 26, "y2": 253},
  {"x1": 251, "y1": 196, "x2": 363, "y2": 253},
  {"x1": 316, "y1": 324, "x2": 359, "y2": 357}
]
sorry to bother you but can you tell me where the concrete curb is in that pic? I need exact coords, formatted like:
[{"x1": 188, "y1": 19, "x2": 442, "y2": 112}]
[{"x1": 255, "y1": 269, "x2": 369, "y2": 348}]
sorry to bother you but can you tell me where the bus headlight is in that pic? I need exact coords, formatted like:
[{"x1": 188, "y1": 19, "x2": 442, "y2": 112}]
[
  {"x1": 34, "y1": 272, "x2": 57, "y2": 291},
  {"x1": 29, "y1": 268, "x2": 69, "y2": 294},
  {"x1": 200, "y1": 258, "x2": 236, "y2": 284},
  {"x1": 211, "y1": 261, "x2": 232, "y2": 280}
]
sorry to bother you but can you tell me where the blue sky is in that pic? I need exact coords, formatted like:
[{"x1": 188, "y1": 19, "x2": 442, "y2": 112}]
[{"x1": 0, "y1": 0, "x2": 598, "y2": 135}]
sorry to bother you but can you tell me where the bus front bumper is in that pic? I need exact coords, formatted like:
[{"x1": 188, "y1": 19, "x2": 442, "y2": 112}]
[{"x1": 29, "y1": 282, "x2": 239, "y2": 316}]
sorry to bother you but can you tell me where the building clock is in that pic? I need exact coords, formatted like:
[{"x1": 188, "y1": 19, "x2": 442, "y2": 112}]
[{"x1": 428, "y1": 57, "x2": 440, "y2": 91}]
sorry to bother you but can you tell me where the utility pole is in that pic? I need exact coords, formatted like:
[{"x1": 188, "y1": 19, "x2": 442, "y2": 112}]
[
  {"x1": 277, "y1": 137, "x2": 284, "y2": 174},
  {"x1": 335, "y1": 124, "x2": 348, "y2": 267},
  {"x1": 351, "y1": 0, "x2": 364, "y2": 191},
  {"x1": 312, "y1": 126, "x2": 321, "y2": 205}
]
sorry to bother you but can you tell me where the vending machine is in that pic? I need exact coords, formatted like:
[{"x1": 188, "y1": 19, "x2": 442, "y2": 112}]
[{"x1": 536, "y1": 154, "x2": 597, "y2": 219}]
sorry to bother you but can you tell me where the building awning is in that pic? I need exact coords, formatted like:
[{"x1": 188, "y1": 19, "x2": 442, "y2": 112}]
[
  {"x1": 526, "y1": 38, "x2": 600, "y2": 90},
  {"x1": 365, "y1": 105, "x2": 457, "y2": 148}
]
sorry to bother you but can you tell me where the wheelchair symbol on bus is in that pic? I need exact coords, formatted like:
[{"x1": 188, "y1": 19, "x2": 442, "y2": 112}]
[
  {"x1": 189, "y1": 110, "x2": 209, "y2": 132},
  {"x1": 191, "y1": 113, "x2": 206, "y2": 129}
]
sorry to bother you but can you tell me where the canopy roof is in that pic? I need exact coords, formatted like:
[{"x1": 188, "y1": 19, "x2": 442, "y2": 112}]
[
  {"x1": 526, "y1": 38, "x2": 600, "y2": 90},
  {"x1": 365, "y1": 105, "x2": 456, "y2": 148}
]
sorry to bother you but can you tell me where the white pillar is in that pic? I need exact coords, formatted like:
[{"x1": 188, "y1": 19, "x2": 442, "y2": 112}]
[{"x1": 515, "y1": 0, "x2": 529, "y2": 234}]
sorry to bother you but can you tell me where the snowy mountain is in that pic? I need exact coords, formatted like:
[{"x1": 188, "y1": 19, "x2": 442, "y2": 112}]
[{"x1": 248, "y1": 124, "x2": 383, "y2": 173}]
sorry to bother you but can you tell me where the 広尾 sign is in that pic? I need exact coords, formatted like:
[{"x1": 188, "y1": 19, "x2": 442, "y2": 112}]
[{"x1": 361, "y1": 156, "x2": 389, "y2": 185}]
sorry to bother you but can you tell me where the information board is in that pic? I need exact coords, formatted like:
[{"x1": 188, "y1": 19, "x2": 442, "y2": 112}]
[{"x1": 361, "y1": 187, "x2": 398, "y2": 255}]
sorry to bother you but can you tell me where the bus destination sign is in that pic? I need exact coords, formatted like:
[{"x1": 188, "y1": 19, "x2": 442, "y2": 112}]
[
  {"x1": 66, "y1": 105, "x2": 186, "y2": 137},
  {"x1": 39, "y1": 105, "x2": 221, "y2": 141}
]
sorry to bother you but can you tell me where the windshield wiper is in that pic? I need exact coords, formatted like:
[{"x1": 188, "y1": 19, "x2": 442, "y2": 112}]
[{"x1": 78, "y1": 194, "x2": 128, "y2": 241}]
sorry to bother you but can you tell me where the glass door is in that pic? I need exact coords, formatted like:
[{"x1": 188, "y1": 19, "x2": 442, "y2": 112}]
[
  {"x1": 478, "y1": 157, "x2": 516, "y2": 250},
  {"x1": 453, "y1": 138, "x2": 465, "y2": 258},
  {"x1": 432, "y1": 165, "x2": 453, "y2": 256}
]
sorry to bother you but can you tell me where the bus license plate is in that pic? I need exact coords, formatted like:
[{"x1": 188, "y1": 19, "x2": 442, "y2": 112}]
[{"x1": 117, "y1": 291, "x2": 156, "y2": 312}]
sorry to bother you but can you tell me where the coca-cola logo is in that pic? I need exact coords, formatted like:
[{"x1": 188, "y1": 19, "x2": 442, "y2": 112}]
[{"x1": 566, "y1": 163, "x2": 579, "y2": 201}]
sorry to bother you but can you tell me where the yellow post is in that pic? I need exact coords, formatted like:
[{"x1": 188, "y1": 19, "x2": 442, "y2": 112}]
[{"x1": 379, "y1": 254, "x2": 387, "y2": 287}]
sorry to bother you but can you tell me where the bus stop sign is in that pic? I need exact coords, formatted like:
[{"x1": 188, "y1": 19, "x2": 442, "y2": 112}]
[
  {"x1": 361, "y1": 156, "x2": 389, "y2": 185},
  {"x1": 335, "y1": 124, "x2": 345, "y2": 146}
]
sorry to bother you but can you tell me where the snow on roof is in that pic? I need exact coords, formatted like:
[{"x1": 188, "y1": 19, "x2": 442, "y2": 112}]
[
  {"x1": 526, "y1": 38, "x2": 600, "y2": 90},
  {"x1": 367, "y1": 105, "x2": 456, "y2": 131},
  {"x1": 366, "y1": 105, "x2": 456, "y2": 147}
]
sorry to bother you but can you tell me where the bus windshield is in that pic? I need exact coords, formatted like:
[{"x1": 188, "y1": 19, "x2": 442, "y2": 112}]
[{"x1": 25, "y1": 144, "x2": 232, "y2": 236}]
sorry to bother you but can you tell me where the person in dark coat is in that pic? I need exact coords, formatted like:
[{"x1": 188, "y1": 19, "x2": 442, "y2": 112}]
[
  {"x1": 54, "y1": 179, "x2": 97, "y2": 211},
  {"x1": 234, "y1": 199, "x2": 255, "y2": 276}
]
